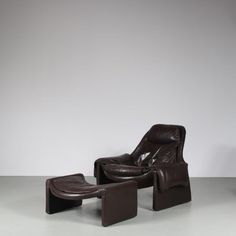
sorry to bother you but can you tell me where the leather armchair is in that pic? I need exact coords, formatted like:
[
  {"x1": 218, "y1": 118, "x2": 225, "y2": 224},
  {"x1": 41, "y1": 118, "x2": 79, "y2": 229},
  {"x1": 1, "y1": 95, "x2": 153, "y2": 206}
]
[{"x1": 94, "y1": 124, "x2": 191, "y2": 211}]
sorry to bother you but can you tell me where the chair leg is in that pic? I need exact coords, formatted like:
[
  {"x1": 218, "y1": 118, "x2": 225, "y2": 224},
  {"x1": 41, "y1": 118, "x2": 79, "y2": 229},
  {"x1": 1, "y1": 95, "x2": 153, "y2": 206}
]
[
  {"x1": 46, "y1": 180, "x2": 82, "y2": 214},
  {"x1": 101, "y1": 181, "x2": 137, "y2": 226},
  {"x1": 153, "y1": 184, "x2": 191, "y2": 211},
  {"x1": 96, "y1": 164, "x2": 113, "y2": 185}
]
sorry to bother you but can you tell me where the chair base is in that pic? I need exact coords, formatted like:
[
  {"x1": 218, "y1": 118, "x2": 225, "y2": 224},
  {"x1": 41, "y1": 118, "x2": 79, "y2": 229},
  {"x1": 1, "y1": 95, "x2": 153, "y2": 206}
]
[{"x1": 153, "y1": 184, "x2": 191, "y2": 211}]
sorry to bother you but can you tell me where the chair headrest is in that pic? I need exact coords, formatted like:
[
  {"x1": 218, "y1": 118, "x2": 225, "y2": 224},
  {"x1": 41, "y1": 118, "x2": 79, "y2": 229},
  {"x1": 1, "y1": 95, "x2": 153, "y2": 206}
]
[{"x1": 147, "y1": 124, "x2": 180, "y2": 144}]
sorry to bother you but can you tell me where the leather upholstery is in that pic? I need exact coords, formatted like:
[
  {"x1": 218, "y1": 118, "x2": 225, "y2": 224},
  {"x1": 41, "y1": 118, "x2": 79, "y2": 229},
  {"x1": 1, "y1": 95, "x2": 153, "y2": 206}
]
[
  {"x1": 103, "y1": 164, "x2": 148, "y2": 177},
  {"x1": 94, "y1": 124, "x2": 191, "y2": 210},
  {"x1": 147, "y1": 125, "x2": 180, "y2": 144},
  {"x1": 51, "y1": 174, "x2": 102, "y2": 197},
  {"x1": 94, "y1": 124, "x2": 187, "y2": 188},
  {"x1": 46, "y1": 173, "x2": 137, "y2": 226}
]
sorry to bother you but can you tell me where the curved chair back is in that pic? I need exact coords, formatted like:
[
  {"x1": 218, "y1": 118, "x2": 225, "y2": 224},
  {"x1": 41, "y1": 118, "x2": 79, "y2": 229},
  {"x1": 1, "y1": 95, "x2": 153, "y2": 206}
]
[{"x1": 131, "y1": 124, "x2": 186, "y2": 166}]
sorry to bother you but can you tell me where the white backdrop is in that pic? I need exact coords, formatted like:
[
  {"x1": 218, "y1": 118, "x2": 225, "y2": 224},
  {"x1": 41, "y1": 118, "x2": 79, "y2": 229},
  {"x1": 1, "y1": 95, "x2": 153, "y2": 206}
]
[{"x1": 0, "y1": 0, "x2": 235, "y2": 176}]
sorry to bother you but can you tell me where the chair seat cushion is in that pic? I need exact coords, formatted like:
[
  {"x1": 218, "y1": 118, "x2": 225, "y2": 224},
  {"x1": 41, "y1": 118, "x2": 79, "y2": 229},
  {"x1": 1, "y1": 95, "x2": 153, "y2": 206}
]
[{"x1": 102, "y1": 164, "x2": 146, "y2": 177}]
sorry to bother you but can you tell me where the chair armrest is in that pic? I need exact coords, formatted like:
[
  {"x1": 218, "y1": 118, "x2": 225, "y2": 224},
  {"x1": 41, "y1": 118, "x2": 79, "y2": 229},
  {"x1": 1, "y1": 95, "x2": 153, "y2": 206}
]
[
  {"x1": 153, "y1": 162, "x2": 190, "y2": 192},
  {"x1": 94, "y1": 153, "x2": 133, "y2": 177}
]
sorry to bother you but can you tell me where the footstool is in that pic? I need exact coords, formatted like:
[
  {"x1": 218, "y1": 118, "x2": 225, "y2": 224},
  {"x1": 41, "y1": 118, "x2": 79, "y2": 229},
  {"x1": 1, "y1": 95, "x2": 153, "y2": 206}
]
[{"x1": 46, "y1": 173, "x2": 137, "y2": 226}]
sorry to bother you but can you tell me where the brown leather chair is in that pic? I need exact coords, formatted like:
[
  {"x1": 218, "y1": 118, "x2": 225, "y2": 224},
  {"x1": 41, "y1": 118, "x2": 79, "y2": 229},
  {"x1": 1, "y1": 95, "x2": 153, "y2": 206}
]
[{"x1": 94, "y1": 124, "x2": 191, "y2": 211}]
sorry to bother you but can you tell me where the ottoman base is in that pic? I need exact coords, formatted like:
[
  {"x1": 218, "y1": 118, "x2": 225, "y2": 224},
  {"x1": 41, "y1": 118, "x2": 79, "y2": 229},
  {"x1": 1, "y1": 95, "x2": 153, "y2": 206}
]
[{"x1": 46, "y1": 173, "x2": 137, "y2": 226}]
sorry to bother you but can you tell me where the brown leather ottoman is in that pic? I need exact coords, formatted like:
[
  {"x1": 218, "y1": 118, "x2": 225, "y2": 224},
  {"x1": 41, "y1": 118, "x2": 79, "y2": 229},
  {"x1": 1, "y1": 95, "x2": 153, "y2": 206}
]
[{"x1": 46, "y1": 173, "x2": 137, "y2": 226}]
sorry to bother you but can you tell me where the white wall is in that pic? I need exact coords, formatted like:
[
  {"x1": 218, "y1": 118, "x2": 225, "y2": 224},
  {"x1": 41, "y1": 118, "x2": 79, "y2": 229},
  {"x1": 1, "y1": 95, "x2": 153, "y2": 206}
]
[{"x1": 0, "y1": 0, "x2": 235, "y2": 176}]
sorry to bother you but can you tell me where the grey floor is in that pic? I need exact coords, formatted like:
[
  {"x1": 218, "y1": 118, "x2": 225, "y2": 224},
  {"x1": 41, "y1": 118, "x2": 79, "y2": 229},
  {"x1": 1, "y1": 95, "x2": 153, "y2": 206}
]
[{"x1": 0, "y1": 177, "x2": 236, "y2": 236}]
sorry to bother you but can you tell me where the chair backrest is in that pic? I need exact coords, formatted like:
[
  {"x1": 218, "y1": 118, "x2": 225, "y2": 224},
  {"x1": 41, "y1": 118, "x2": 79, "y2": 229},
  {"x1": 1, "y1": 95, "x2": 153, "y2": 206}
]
[{"x1": 131, "y1": 124, "x2": 186, "y2": 166}]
